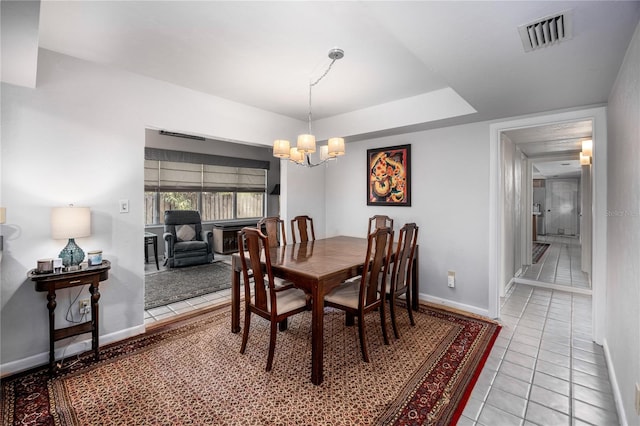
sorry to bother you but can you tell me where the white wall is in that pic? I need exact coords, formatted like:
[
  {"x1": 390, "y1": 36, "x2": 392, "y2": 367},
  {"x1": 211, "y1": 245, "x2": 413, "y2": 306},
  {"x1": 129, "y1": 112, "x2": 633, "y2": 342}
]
[
  {"x1": 0, "y1": 49, "x2": 301, "y2": 375},
  {"x1": 605, "y1": 21, "x2": 640, "y2": 425},
  {"x1": 325, "y1": 123, "x2": 491, "y2": 314}
]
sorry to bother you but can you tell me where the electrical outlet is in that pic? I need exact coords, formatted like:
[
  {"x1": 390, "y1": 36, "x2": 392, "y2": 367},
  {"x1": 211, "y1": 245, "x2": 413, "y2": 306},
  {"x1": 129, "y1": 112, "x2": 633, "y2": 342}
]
[
  {"x1": 635, "y1": 382, "x2": 640, "y2": 415},
  {"x1": 79, "y1": 299, "x2": 91, "y2": 315},
  {"x1": 447, "y1": 271, "x2": 455, "y2": 288}
]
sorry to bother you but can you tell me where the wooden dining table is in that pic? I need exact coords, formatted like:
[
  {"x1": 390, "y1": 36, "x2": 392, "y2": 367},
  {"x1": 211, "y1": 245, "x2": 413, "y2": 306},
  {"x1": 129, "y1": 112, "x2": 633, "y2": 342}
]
[{"x1": 230, "y1": 235, "x2": 419, "y2": 385}]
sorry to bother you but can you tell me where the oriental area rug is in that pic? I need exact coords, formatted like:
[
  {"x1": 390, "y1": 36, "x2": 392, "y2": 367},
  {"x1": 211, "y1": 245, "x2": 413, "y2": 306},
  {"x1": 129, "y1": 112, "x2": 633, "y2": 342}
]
[
  {"x1": 144, "y1": 261, "x2": 232, "y2": 310},
  {"x1": 2, "y1": 303, "x2": 500, "y2": 426}
]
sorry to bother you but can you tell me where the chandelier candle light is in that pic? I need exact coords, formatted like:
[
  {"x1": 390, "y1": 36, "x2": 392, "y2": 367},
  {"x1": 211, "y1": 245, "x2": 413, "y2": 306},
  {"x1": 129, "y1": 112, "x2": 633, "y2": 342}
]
[{"x1": 273, "y1": 48, "x2": 346, "y2": 167}]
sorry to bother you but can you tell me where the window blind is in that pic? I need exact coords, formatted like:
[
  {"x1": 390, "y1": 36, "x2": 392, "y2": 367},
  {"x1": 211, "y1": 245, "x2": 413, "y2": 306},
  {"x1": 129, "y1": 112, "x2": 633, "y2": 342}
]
[{"x1": 144, "y1": 160, "x2": 266, "y2": 192}]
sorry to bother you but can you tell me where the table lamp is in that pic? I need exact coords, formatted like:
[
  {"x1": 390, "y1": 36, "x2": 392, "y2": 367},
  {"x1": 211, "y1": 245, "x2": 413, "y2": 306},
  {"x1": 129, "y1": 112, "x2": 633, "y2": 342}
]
[{"x1": 51, "y1": 205, "x2": 91, "y2": 270}]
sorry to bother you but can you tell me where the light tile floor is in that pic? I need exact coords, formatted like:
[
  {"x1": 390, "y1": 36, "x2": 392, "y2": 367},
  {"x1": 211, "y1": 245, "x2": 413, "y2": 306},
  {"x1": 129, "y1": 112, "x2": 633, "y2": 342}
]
[
  {"x1": 520, "y1": 235, "x2": 590, "y2": 291},
  {"x1": 459, "y1": 284, "x2": 618, "y2": 425}
]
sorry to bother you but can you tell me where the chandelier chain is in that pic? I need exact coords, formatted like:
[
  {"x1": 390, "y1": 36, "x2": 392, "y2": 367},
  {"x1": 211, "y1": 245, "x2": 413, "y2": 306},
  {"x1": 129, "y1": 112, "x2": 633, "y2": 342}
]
[{"x1": 307, "y1": 57, "x2": 338, "y2": 134}]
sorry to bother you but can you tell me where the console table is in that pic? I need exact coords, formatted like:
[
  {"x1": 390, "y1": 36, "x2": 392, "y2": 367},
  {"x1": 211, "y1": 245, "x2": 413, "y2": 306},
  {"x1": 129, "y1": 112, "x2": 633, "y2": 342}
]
[{"x1": 29, "y1": 260, "x2": 111, "y2": 373}]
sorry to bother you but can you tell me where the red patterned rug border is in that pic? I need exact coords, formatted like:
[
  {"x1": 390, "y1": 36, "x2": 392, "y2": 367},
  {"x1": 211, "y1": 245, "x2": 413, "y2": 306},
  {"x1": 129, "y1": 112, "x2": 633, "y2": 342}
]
[{"x1": 377, "y1": 304, "x2": 501, "y2": 425}]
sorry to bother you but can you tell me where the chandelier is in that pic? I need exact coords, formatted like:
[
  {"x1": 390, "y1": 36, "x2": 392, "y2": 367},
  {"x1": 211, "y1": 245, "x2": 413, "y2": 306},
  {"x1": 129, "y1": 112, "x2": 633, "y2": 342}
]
[{"x1": 273, "y1": 48, "x2": 346, "y2": 167}]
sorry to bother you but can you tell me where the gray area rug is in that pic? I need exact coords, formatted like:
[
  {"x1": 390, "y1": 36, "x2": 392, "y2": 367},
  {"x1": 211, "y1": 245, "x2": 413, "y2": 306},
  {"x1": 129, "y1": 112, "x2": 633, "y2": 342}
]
[{"x1": 145, "y1": 261, "x2": 232, "y2": 310}]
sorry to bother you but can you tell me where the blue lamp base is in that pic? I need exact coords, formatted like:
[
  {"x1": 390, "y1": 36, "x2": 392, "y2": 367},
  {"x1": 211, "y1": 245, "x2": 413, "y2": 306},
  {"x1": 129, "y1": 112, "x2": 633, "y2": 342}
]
[{"x1": 59, "y1": 238, "x2": 85, "y2": 268}]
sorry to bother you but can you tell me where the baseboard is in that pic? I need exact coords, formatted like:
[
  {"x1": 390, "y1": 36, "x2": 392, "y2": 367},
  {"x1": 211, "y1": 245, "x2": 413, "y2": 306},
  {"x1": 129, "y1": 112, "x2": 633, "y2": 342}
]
[
  {"x1": 419, "y1": 293, "x2": 490, "y2": 318},
  {"x1": 602, "y1": 338, "x2": 628, "y2": 426},
  {"x1": 513, "y1": 277, "x2": 592, "y2": 295},
  {"x1": 504, "y1": 276, "x2": 516, "y2": 296},
  {"x1": 0, "y1": 324, "x2": 145, "y2": 378}
]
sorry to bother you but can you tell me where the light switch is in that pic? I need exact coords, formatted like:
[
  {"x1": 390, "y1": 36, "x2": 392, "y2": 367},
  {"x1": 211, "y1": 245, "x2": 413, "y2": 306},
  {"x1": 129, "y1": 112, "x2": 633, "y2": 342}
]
[
  {"x1": 119, "y1": 199, "x2": 129, "y2": 213},
  {"x1": 447, "y1": 271, "x2": 455, "y2": 288}
]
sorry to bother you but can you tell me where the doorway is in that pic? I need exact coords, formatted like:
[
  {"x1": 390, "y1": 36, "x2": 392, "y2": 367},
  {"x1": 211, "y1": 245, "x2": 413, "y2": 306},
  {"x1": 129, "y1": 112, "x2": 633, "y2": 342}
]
[{"x1": 489, "y1": 106, "x2": 608, "y2": 344}]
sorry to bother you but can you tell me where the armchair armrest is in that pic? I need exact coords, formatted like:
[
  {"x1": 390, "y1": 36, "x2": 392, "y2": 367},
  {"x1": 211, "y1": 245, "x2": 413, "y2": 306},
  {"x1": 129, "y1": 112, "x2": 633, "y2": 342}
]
[{"x1": 163, "y1": 232, "x2": 175, "y2": 257}]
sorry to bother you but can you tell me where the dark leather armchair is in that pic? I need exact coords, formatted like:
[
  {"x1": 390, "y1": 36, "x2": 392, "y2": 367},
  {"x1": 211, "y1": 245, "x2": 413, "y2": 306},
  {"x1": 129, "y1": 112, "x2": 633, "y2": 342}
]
[{"x1": 163, "y1": 210, "x2": 213, "y2": 268}]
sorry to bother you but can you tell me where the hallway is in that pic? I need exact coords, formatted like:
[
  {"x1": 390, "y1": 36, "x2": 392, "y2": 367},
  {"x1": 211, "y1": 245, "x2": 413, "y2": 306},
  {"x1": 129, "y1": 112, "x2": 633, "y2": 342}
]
[{"x1": 519, "y1": 235, "x2": 590, "y2": 292}]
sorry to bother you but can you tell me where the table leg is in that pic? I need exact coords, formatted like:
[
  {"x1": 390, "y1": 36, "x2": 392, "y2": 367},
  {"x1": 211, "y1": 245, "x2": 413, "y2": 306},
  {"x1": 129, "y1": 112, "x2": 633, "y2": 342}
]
[
  {"x1": 47, "y1": 288, "x2": 57, "y2": 373},
  {"x1": 90, "y1": 283, "x2": 101, "y2": 361},
  {"x1": 152, "y1": 237, "x2": 159, "y2": 270},
  {"x1": 231, "y1": 257, "x2": 241, "y2": 333},
  {"x1": 311, "y1": 285, "x2": 324, "y2": 385},
  {"x1": 144, "y1": 239, "x2": 149, "y2": 263}
]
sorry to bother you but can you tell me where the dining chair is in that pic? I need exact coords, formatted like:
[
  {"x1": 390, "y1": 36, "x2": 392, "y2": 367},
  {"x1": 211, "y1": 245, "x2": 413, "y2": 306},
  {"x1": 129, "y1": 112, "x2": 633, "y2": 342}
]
[
  {"x1": 386, "y1": 223, "x2": 419, "y2": 339},
  {"x1": 257, "y1": 216, "x2": 287, "y2": 248},
  {"x1": 237, "y1": 227, "x2": 310, "y2": 372},
  {"x1": 290, "y1": 215, "x2": 316, "y2": 243},
  {"x1": 324, "y1": 226, "x2": 394, "y2": 362},
  {"x1": 368, "y1": 215, "x2": 394, "y2": 233}
]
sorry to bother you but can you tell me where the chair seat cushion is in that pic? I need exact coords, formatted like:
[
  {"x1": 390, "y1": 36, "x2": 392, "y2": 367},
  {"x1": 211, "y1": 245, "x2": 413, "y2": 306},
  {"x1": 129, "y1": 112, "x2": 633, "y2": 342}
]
[
  {"x1": 174, "y1": 240, "x2": 207, "y2": 253},
  {"x1": 324, "y1": 280, "x2": 360, "y2": 309},
  {"x1": 268, "y1": 287, "x2": 307, "y2": 314}
]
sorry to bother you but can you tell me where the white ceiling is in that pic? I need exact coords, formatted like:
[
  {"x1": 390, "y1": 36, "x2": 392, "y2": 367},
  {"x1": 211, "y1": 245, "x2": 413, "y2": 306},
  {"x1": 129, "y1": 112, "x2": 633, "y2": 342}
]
[
  {"x1": 504, "y1": 120, "x2": 593, "y2": 178},
  {"x1": 35, "y1": 1, "x2": 639, "y2": 125},
  {"x1": 5, "y1": 1, "x2": 639, "y2": 172}
]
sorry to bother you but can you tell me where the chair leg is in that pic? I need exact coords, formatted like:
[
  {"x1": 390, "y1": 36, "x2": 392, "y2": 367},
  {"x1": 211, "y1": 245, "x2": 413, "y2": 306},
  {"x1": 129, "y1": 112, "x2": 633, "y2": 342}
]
[
  {"x1": 357, "y1": 315, "x2": 370, "y2": 362},
  {"x1": 405, "y1": 291, "x2": 416, "y2": 326},
  {"x1": 389, "y1": 295, "x2": 400, "y2": 339},
  {"x1": 240, "y1": 310, "x2": 251, "y2": 354},
  {"x1": 345, "y1": 312, "x2": 355, "y2": 326},
  {"x1": 279, "y1": 318, "x2": 288, "y2": 331},
  {"x1": 266, "y1": 320, "x2": 278, "y2": 372},
  {"x1": 379, "y1": 302, "x2": 389, "y2": 345}
]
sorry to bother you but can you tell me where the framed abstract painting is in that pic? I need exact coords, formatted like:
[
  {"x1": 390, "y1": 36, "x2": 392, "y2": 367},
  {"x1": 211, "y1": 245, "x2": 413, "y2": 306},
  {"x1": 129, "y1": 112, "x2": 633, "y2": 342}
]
[{"x1": 367, "y1": 144, "x2": 411, "y2": 206}]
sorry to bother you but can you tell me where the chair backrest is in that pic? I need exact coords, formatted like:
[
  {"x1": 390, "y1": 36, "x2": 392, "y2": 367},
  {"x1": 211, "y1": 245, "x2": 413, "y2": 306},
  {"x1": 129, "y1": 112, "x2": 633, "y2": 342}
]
[
  {"x1": 237, "y1": 227, "x2": 275, "y2": 313},
  {"x1": 257, "y1": 216, "x2": 287, "y2": 248},
  {"x1": 390, "y1": 223, "x2": 419, "y2": 295},
  {"x1": 368, "y1": 215, "x2": 394, "y2": 234},
  {"x1": 290, "y1": 215, "x2": 316, "y2": 243},
  {"x1": 360, "y1": 226, "x2": 394, "y2": 307},
  {"x1": 164, "y1": 210, "x2": 203, "y2": 241}
]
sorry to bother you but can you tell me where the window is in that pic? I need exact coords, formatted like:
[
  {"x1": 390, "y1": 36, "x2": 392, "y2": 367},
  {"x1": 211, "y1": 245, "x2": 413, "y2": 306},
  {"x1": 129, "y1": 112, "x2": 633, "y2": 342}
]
[{"x1": 144, "y1": 159, "x2": 266, "y2": 225}]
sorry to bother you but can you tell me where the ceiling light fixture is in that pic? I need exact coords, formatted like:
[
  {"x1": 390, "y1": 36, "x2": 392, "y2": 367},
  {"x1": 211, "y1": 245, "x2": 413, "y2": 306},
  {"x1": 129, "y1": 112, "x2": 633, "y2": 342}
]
[{"x1": 273, "y1": 48, "x2": 346, "y2": 167}]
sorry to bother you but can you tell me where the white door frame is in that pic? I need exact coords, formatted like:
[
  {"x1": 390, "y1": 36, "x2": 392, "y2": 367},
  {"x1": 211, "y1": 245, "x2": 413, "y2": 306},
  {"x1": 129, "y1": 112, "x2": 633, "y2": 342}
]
[{"x1": 489, "y1": 107, "x2": 607, "y2": 344}]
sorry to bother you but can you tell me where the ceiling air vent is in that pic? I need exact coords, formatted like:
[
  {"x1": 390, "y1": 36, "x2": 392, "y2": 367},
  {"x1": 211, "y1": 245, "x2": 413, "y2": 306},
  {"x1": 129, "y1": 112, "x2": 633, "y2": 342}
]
[{"x1": 518, "y1": 10, "x2": 573, "y2": 52}]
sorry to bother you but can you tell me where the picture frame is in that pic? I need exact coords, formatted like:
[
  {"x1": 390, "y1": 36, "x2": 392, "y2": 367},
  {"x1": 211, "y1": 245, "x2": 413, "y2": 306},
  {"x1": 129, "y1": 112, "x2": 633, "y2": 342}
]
[{"x1": 367, "y1": 144, "x2": 411, "y2": 206}]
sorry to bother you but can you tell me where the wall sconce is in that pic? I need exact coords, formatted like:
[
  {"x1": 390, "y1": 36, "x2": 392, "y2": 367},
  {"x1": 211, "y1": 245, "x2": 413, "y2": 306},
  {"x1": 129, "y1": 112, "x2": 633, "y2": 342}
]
[
  {"x1": 580, "y1": 139, "x2": 592, "y2": 166},
  {"x1": 580, "y1": 152, "x2": 591, "y2": 165},
  {"x1": 51, "y1": 205, "x2": 91, "y2": 270}
]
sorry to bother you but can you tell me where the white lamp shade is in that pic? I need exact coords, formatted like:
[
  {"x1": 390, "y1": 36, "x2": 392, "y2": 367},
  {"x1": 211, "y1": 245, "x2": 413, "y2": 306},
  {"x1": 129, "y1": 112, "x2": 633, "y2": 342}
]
[
  {"x1": 319, "y1": 145, "x2": 329, "y2": 161},
  {"x1": 327, "y1": 137, "x2": 345, "y2": 157},
  {"x1": 289, "y1": 147, "x2": 305, "y2": 164},
  {"x1": 296, "y1": 134, "x2": 316, "y2": 153},
  {"x1": 582, "y1": 139, "x2": 593, "y2": 157},
  {"x1": 51, "y1": 207, "x2": 91, "y2": 239},
  {"x1": 273, "y1": 139, "x2": 291, "y2": 158},
  {"x1": 0, "y1": 207, "x2": 5, "y2": 224}
]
